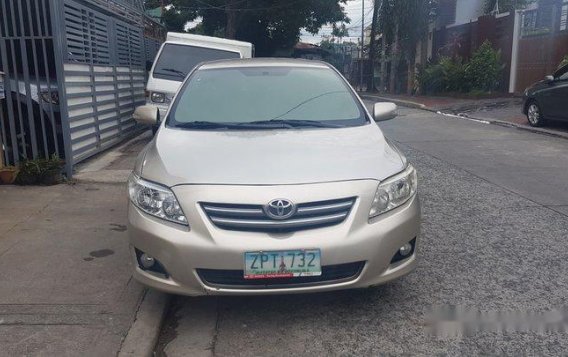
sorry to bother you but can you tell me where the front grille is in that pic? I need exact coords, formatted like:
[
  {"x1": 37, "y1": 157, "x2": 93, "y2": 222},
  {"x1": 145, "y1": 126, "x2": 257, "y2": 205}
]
[
  {"x1": 201, "y1": 197, "x2": 356, "y2": 232},
  {"x1": 196, "y1": 261, "x2": 365, "y2": 289}
]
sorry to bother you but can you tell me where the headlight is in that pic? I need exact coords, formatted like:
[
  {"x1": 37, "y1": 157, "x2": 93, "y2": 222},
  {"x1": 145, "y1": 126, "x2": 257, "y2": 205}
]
[
  {"x1": 128, "y1": 174, "x2": 188, "y2": 225},
  {"x1": 40, "y1": 90, "x2": 59, "y2": 105},
  {"x1": 369, "y1": 165, "x2": 417, "y2": 218},
  {"x1": 151, "y1": 92, "x2": 165, "y2": 103}
]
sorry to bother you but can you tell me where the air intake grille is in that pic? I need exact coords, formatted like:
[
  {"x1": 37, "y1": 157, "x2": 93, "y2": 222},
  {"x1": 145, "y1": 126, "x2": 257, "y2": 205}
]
[
  {"x1": 197, "y1": 261, "x2": 365, "y2": 289},
  {"x1": 201, "y1": 197, "x2": 356, "y2": 233}
]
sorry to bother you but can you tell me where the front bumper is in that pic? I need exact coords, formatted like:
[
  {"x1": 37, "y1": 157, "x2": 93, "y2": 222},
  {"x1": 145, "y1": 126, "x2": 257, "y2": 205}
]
[{"x1": 128, "y1": 180, "x2": 421, "y2": 296}]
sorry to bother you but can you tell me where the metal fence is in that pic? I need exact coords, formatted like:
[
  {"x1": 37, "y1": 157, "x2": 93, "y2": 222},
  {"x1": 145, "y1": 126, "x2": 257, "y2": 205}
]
[
  {"x1": 0, "y1": 0, "x2": 62, "y2": 167},
  {"x1": 0, "y1": 0, "x2": 153, "y2": 176}
]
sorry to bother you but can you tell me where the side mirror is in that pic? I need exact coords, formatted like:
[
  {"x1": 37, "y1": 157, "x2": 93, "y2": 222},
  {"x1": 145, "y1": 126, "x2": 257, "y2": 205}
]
[
  {"x1": 133, "y1": 105, "x2": 159, "y2": 125},
  {"x1": 545, "y1": 75, "x2": 555, "y2": 83},
  {"x1": 373, "y1": 102, "x2": 398, "y2": 122}
]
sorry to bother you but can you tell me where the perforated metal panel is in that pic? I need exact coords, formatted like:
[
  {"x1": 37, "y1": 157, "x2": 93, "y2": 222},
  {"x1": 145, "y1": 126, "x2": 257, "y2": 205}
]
[
  {"x1": 58, "y1": 0, "x2": 148, "y2": 169},
  {"x1": 63, "y1": 1, "x2": 112, "y2": 65},
  {"x1": 63, "y1": 63, "x2": 145, "y2": 163},
  {"x1": 116, "y1": 20, "x2": 144, "y2": 68},
  {"x1": 144, "y1": 37, "x2": 161, "y2": 65}
]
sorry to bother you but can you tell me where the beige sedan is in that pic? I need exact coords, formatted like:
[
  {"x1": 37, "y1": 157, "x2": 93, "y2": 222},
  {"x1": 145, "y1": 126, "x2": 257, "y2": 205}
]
[{"x1": 128, "y1": 58, "x2": 420, "y2": 296}]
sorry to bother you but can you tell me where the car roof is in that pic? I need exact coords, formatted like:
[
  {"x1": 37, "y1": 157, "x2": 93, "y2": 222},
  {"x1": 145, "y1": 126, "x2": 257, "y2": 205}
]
[{"x1": 198, "y1": 58, "x2": 331, "y2": 70}]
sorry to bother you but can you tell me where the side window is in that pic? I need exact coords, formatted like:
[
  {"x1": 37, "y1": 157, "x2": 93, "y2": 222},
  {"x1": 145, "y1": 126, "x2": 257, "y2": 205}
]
[{"x1": 555, "y1": 66, "x2": 568, "y2": 81}]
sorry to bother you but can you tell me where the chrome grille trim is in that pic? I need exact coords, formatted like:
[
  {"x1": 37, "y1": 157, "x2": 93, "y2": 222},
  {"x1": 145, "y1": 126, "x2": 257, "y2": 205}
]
[
  {"x1": 201, "y1": 197, "x2": 356, "y2": 232},
  {"x1": 202, "y1": 205, "x2": 264, "y2": 217},
  {"x1": 296, "y1": 201, "x2": 353, "y2": 215}
]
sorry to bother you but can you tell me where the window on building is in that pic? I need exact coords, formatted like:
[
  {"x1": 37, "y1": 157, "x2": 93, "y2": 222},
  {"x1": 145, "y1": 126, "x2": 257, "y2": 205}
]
[
  {"x1": 438, "y1": 0, "x2": 457, "y2": 27},
  {"x1": 524, "y1": 10, "x2": 538, "y2": 29},
  {"x1": 521, "y1": 4, "x2": 556, "y2": 37},
  {"x1": 560, "y1": 1, "x2": 568, "y2": 31}
]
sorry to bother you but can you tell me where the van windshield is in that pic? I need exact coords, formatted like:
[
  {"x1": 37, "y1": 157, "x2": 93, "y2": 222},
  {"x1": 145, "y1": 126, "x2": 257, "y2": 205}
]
[
  {"x1": 167, "y1": 66, "x2": 367, "y2": 130},
  {"x1": 153, "y1": 44, "x2": 240, "y2": 82}
]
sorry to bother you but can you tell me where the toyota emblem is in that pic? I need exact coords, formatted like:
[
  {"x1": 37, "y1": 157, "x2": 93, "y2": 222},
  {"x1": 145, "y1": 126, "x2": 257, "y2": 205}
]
[{"x1": 265, "y1": 199, "x2": 296, "y2": 220}]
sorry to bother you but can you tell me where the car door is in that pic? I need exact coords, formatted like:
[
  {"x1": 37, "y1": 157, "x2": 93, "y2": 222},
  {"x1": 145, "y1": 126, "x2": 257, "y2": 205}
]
[{"x1": 547, "y1": 65, "x2": 568, "y2": 121}]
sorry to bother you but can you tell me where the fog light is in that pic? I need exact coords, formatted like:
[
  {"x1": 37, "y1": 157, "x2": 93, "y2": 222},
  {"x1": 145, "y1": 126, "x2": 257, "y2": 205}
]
[
  {"x1": 140, "y1": 253, "x2": 155, "y2": 269},
  {"x1": 399, "y1": 243, "x2": 412, "y2": 257},
  {"x1": 135, "y1": 248, "x2": 169, "y2": 277},
  {"x1": 390, "y1": 238, "x2": 416, "y2": 264}
]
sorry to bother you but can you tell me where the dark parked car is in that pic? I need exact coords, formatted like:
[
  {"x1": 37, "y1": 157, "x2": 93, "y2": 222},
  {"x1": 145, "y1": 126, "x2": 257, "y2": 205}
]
[{"x1": 523, "y1": 64, "x2": 568, "y2": 127}]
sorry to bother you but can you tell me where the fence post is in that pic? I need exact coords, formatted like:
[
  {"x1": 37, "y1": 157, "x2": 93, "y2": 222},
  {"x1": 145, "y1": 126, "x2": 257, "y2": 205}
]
[
  {"x1": 509, "y1": 10, "x2": 522, "y2": 94},
  {"x1": 50, "y1": 0, "x2": 74, "y2": 178},
  {"x1": 0, "y1": 70, "x2": 4, "y2": 169}
]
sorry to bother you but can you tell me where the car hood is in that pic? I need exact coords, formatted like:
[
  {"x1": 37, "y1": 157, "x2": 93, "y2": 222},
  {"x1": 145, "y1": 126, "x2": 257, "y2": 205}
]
[
  {"x1": 138, "y1": 123, "x2": 406, "y2": 186},
  {"x1": 526, "y1": 80, "x2": 549, "y2": 94}
]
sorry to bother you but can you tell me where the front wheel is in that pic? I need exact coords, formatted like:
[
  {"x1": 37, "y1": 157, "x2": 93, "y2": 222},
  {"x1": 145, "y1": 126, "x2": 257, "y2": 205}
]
[{"x1": 526, "y1": 101, "x2": 546, "y2": 127}]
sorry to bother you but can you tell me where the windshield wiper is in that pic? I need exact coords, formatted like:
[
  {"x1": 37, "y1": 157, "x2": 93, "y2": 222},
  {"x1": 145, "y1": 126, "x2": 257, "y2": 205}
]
[
  {"x1": 174, "y1": 121, "x2": 292, "y2": 130},
  {"x1": 155, "y1": 68, "x2": 186, "y2": 79},
  {"x1": 250, "y1": 119, "x2": 344, "y2": 128}
]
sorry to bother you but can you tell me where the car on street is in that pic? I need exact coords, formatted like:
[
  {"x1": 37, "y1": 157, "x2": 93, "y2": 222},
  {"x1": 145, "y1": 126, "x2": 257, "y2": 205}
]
[
  {"x1": 129, "y1": 58, "x2": 420, "y2": 296},
  {"x1": 523, "y1": 64, "x2": 568, "y2": 127}
]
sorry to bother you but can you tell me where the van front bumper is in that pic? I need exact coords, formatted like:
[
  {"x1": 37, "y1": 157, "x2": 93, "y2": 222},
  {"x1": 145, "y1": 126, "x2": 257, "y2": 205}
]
[{"x1": 128, "y1": 180, "x2": 421, "y2": 296}]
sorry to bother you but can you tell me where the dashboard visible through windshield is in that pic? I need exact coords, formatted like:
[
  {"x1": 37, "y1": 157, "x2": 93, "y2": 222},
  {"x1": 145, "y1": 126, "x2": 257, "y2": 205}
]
[{"x1": 167, "y1": 66, "x2": 368, "y2": 130}]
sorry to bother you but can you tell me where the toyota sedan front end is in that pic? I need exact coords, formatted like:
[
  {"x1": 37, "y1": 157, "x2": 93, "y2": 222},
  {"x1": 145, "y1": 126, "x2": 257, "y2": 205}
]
[{"x1": 128, "y1": 59, "x2": 420, "y2": 296}]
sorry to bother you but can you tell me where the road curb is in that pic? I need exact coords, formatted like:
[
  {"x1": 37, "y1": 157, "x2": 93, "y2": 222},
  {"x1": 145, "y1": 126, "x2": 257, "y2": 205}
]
[
  {"x1": 118, "y1": 289, "x2": 170, "y2": 357},
  {"x1": 359, "y1": 94, "x2": 433, "y2": 111},
  {"x1": 360, "y1": 93, "x2": 568, "y2": 140},
  {"x1": 461, "y1": 114, "x2": 568, "y2": 140}
]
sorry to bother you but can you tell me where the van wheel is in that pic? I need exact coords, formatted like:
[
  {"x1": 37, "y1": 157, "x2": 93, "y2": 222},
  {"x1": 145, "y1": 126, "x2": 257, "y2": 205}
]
[{"x1": 526, "y1": 101, "x2": 545, "y2": 127}]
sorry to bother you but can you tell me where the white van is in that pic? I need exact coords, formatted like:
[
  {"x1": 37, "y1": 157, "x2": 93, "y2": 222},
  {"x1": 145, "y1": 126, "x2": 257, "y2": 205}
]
[{"x1": 146, "y1": 33, "x2": 254, "y2": 115}]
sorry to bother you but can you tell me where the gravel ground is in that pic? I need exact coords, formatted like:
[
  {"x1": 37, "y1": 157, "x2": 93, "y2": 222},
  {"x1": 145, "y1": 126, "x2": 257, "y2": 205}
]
[{"x1": 159, "y1": 107, "x2": 568, "y2": 356}]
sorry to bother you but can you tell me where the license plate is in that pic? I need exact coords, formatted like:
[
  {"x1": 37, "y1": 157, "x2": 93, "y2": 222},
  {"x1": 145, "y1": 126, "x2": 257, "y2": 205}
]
[{"x1": 244, "y1": 249, "x2": 321, "y2": 279}]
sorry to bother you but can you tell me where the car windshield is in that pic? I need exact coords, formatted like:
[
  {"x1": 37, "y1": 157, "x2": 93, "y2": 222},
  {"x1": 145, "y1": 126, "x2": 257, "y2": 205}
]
[
  {"x1": 168, "y1": 66, "x2": 367, "y2": 129},
  {"x1": 152, "y1": 44, "x2": 241, "y2": 82}
]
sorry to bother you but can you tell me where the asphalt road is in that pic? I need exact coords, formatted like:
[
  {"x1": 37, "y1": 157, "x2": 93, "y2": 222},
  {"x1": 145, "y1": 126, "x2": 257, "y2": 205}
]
[{"x1": 156, "y1": 103, "x2": 568, "y2": 356}]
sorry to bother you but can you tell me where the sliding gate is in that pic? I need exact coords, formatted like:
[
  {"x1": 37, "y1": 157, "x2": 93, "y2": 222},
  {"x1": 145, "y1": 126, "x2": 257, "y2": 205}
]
[{"x1": 0, "y1": 0, "x2": 148, "y2": 176}]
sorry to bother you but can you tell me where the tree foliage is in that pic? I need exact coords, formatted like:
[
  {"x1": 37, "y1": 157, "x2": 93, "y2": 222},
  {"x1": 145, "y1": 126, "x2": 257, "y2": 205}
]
[
  {"x1": 144, "y1": 0, "x2": 349, "y2": 56},
  {"x1": 379, "y1": 0, "x2": 435, "y2": 57},
  {"x1": 416, "y1": 40, "x2": 504, "y2": 94},
  {"x1": 375, "y1": 0, "x2": 437, "y2": 93},
  {"x1": 331, "y1": 23, "x2": 349, "y2": 39}
]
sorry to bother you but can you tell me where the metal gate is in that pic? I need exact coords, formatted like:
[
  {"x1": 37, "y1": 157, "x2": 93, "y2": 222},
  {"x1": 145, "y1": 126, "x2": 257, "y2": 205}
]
[
  {"x1": 0, "y1": 0, "x2": 63, "y2": 167},
  {"x1": 60, "y1": 0, "x2": 146, "y2": 167},
  {"x1": 0, "y1": 0, "x2": 151, "y2": 176}
]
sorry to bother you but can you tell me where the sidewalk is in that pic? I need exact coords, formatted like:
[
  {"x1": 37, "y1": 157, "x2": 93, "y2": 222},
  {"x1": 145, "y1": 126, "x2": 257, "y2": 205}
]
[
  {"x1": 361, "y1": 92, "x2": 568, "y2": 137},
  {"x1": 0, "y1": 131, "x2": 159, "y2": 356}
]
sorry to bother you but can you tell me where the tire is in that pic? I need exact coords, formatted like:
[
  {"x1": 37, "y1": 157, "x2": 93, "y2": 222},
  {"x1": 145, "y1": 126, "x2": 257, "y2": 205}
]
[{"x1": 526, "y1": 101, "x2": 546, "y2": 127}]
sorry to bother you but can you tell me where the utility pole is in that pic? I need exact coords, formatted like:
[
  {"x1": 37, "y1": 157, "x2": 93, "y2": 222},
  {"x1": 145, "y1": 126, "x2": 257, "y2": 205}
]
[
  {"x1": 368, "y1": 0, "x2": 380, "y2": 92},
  {"x1": 360, "y1": 0, "x2": 365, "y2": 91}
]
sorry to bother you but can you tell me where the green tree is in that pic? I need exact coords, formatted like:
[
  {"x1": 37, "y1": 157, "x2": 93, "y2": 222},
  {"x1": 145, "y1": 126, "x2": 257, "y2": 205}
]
[
  {"x1": 377, "y1": 0, "x2": 437, "y2": 93},
  {"x1": 464, "y1": 40, "x2": 504, "y2": 92},
  {"x1": 331, "y1": 23, "x2": 349, "y2": 43},
  {"x1": 144, "y1": 0, "x2": 349, "y2": 56}
]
